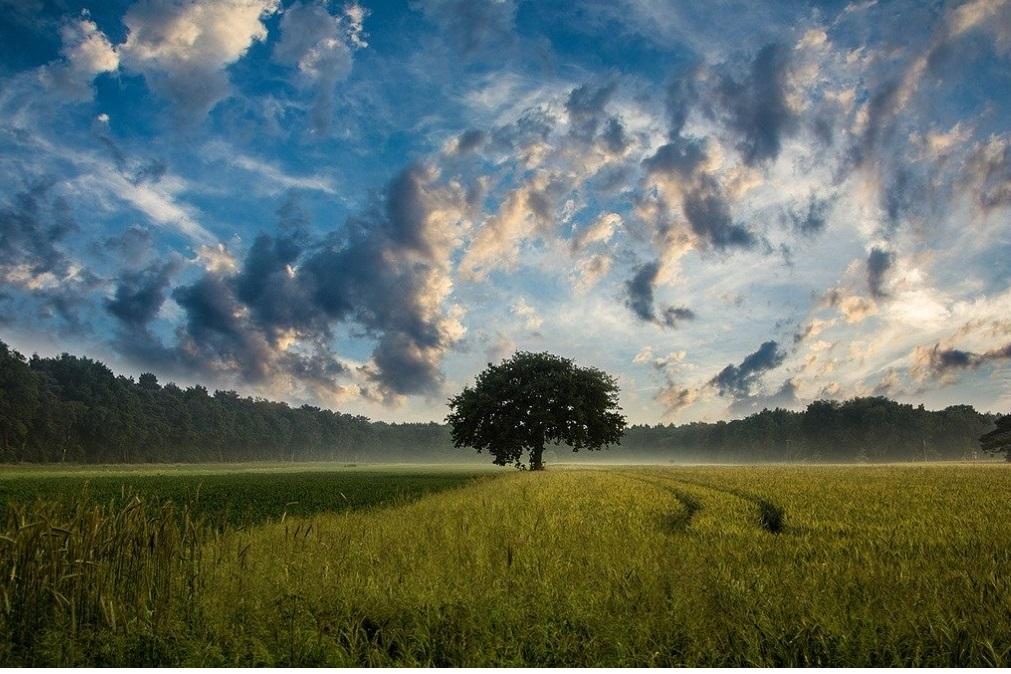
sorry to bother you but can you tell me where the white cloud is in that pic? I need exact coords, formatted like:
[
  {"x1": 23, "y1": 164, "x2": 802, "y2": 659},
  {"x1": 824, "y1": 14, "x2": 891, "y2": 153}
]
[
  {"x1": 40, "y1": 16, "x2": 119, "y2": 101},
  {"x1": 273, "y1": 1, "x2": 368, "y2": 133},
  {"x1": 119, "y1": 0, "x2": 280, "y2": 121},
  {"x1": 510, "y1": 297, "x2": 543, "y2": 331}
]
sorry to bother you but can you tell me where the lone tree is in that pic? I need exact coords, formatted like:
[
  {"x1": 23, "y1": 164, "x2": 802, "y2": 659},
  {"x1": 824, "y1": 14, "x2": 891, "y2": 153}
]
[
  {"x1": 980, "y1": 415, "x2": 1011, "y2": 461},
  {"x1": 447, "y1": 351, "x2": 626, "y2": 470}
]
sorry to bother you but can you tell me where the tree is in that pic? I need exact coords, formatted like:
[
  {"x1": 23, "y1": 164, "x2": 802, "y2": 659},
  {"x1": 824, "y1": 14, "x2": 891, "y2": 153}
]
[
  {"x1": 446, "y1": 351, "x2": 627, "y2": 470},
  {"x1": 980, "y1": 415, "x2": 1011, "y2": 461}
]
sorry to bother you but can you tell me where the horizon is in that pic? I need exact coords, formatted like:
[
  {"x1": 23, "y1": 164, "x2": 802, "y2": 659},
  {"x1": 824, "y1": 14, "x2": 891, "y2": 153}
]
[{"x1": 2, "y1": 0, "x2": 1010, "y2": 425}]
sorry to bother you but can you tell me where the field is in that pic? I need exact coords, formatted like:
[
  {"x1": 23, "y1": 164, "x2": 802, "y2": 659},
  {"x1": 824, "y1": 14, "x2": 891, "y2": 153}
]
[{"x1": 2, "y1": 463, "x2": 1011, "y2": 666}]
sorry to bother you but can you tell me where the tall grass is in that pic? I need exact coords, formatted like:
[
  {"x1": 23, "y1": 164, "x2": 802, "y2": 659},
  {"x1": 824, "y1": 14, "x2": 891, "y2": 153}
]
[
  {"x1": 3, "y1": 465, "x2": 1011, "y2": 666},
  {"x1": 0, "y1": 495, "x2": 213, "y2": 665}
]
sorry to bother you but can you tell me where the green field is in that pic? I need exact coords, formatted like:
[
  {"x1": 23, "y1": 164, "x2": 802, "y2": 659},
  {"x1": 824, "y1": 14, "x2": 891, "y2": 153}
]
[
  {"x1": 0, "y1": 463, "x2": 492, "y2": 526},
  {"x1": 2, "y1": 463, "x2": 1011, "y2": 666}
]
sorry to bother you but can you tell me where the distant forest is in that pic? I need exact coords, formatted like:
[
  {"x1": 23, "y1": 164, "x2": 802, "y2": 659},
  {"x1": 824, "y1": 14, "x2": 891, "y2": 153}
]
[{"x1": 0, "y1": 341, "x2": 1002, "y2": 464}]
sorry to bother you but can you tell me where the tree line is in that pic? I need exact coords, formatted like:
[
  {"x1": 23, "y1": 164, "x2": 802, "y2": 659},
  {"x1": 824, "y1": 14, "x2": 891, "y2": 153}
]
[
  {"x1": 0, "y1": 341, "x2": 461, "y2": 464},
  {"x1": 0, "y1": 340, "x2": 1002, "y2": 464},
  {"x1": 622, "y1": 399, "x2": 999, "y2": 462}
]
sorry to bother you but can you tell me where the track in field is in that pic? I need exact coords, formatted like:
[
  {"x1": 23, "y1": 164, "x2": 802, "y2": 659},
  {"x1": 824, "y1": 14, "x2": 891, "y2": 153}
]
[{"x1": 616, "y1": 470, "x2": 787, "y2": 534}]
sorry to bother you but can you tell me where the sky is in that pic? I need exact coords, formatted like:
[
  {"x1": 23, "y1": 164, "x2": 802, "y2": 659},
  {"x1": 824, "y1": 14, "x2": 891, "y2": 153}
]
[{"x1": 1, "y1": 0, "x2": 1010, "y2": 425}]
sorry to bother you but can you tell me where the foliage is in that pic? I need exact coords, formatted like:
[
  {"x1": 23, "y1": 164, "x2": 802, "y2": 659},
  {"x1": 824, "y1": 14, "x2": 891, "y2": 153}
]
[
  {"x1": 622, "y1": 398, "x2": 997, "y2": 462},
  {"x1": 0, "y1": 340, "x2": 998, "y2": 465},
  {"x1": 446, "y1": 352, "x2": 626, "y2": 470},
  {"x1": 0, "y1": 340, "x2": 463, "y2": 464},
  {"x1": 4, "y1": 465, "x2": 1011, "y2": 666},
  {"x1": 980, "y1": 415, "x2": 1011, "y2": 461}
]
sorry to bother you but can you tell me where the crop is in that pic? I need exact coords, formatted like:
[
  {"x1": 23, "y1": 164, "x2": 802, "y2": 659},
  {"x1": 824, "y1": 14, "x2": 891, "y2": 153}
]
[{"x1": 2, "y1": 464, "x2": 1010, "y2": 666}]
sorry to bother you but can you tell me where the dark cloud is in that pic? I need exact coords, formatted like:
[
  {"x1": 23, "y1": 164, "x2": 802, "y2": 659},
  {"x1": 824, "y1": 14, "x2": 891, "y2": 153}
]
[
  {"x1": 131, "y1": 158, "x2": 168, "y2": 185},
  {"x1": 966, "y1": 136, "x2": 1011, "y2": 214},
  {"x1": 788, "y1": 194, "x2": 832, "y2": 235},
  {"x1": 161, "y1": 162, "x2": 464, "y2": 398},
  {"x1": 849, "y1": 78, "x2": 902, "y2": 171},
  {"x1": 711, "y1": 340, "x2": 786, "y2": 398},
  {"x1": 454, "y1": 128, "x2": 487, "y2": 154},
  {"x1": 106, "y1": 257, "x2": 181, "y2": 328},
  {"x1": 566, "y1": 81, "x2": 616, "y2": 139},
  {"x1": 625, "y1": 261, "x2": 660, "y2": 323},
  {"x1": 682, "y1": 177, "x2": 756, "y2": 249},
  {"x1": 173, "y1": 273, "x2": 277, "y2": 383},
  {"x1": 0, "y1": 181, "x2": 102, "y2": 329},
  {"x1": 660, "y1": 305, "x2": 695, "y2": 327},
  {"x1": 918, "y1": 342, "x2": 1011, "y2": 378},
  {"x1": 235, "y1": 233, "x2": 316, "y2": 334},
  {"x1": 490, "y1": 105, "x2": 555, "y2": 153},
  {"x1": 711, "y1": 42, "x2": 794, "y2": 166},
  {"x1": 729, "y1": 377, "x2": 798, "y2": 415},
  {"x1": 102, "y1": 225, "x2": 154, "y2": 265},
  {"x1": 641, "y1": 138, "x2": 707, "y2": 176},
  {"x1": 866, "y1": 247, "x2": 894, "y2": 299},
  {"x1": 600, "y1": 116, "x2": 630, "y2": 154},
  {"x1": 663, "y1": 69, "x2": 699, "y2": 139},
  {"x1": 0, "y1": 182, "x2": 76, "y2": 280},
  {"x1": 642, "y1": 136, "x2": 756, "y2": 251},
  {"x1": 624, "y1": 261, "x2": 695, "y2": 328}
]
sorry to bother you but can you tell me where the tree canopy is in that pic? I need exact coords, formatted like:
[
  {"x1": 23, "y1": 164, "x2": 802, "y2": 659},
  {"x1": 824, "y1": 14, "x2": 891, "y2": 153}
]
[
  {"x1": 980, "y1": 416, "x2": 1011, "y2": 461},
  {"x1": 446, "y1": 351, "x2": 627, "y2": 470}
]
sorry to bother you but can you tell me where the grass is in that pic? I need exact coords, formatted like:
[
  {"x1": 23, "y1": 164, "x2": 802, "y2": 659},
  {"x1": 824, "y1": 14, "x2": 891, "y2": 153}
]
[
  {"x1": 0, "y1": 465, "x2": 489, "y2": 526},
  {"x1": 3, "y1": 463, "x2": 1011, "y2": 665}
]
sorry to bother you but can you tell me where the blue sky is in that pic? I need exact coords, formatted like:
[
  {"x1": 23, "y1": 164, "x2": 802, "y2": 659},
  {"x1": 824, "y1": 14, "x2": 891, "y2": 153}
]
[{"x1": 1, "y1": 0, "x2": 1010, "y2": 423}]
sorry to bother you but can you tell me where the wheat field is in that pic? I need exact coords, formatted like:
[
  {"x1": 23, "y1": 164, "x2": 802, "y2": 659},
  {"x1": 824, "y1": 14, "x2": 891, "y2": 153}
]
[{"x1": 2, "y1": 464, "x2": 1010, "y2": 666}]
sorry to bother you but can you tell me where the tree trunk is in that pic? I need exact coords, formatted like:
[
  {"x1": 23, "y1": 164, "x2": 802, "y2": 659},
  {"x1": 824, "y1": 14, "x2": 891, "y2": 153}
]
[{"x1": 529, "y1": 445, "x2": 545, "y2": 471}]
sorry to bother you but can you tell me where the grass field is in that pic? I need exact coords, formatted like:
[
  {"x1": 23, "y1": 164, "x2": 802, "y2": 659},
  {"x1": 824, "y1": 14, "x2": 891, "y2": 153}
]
[
  {"x1": 2, "y1": 463, "x2": 1011, "y2": 666},
  {"x1": 0, "y1": 463, "x2": 491, "y2": 526}
]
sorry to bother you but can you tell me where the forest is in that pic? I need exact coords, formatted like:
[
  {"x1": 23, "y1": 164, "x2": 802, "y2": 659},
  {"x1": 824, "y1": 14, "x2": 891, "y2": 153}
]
[{"x1": 0, "y1": 341, "x2": 1001, "y2": 464}]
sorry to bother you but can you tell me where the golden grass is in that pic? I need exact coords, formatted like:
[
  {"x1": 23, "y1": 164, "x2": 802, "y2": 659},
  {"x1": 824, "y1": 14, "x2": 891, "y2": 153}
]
[{"x1": 4, "y1": 464, "x2": 1011, "y2": 665}]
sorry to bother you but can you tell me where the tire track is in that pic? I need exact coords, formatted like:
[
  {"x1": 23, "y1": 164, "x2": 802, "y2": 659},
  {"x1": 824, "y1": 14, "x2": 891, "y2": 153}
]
[
  {"x1": 614, "y1": 472, "x2": 703, "y2": 533},
  {"x1": 637, "y1": 472, "x2": 787, "y2": 535}
]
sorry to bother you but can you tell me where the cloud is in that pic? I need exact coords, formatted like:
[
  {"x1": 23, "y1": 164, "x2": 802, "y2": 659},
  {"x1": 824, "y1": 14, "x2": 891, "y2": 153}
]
[
  {"x1": 273, "y1": 1, "x2": 368, "y2": 134},
  {"x1": 641, "y1": 137, "x2": 757, "y2": 258},
  {"x1": 205, "y1": 142, "x2": 338, "y2": 194},
  {"x1": 823, "y1": 288, "x2": 879, "y2": 324},
  {"x1": 912, "y1": 341, "x2": 1011, "y2": 382},
  {"x1": 510, "y1": 297, "x2": 542, "y2": 331},
  {"x1": 161, "y1": 161, "x2": 470, "y2": 400},
  {"x1": 565, "y1": 80, "x2": 617, "y2": 141},
  {"x1": 710, "y1": 340, "x2": 786, "y2": 398},
  {"x1": 460, "y1": 171, "x2": 568, "y2": 279},
  {"x1": 866, "y1": 246, "x2": 894, "y2": 299},
  {"x1": 571, "y1": 212, "x2": 620, "y2": 252},
  {"x1": 571, "y1": 253, "x2": 612, "y2": 291},
  {"x1": 0, "y1": 182, "x2": 103, "y2": 329},
  {"x1": 119, "y1": 0, "x2": 280, "y2": 122},
  {"x1": 101, "y1": 225, "x2": 154, "y2": 268},
  {"x1": 728, "y1": 377, "x2": 798, "y2": 415},
  {"x1": 40, "y1": 15, "x2": 120, "y2": 102},
  {"x1": 964, "y1": 134, "x2": 1011, "y2": 215},
  {"x1": 710, "y1": 42, "x2": 795, "y2": 166},
  {"x1": 0, "y1": 182, "x2": 78, "y2": 291},
  {"x1": 624, "y1": 261, "x2": 695, "y2": 328},
  {"x1": 657, "y1": 385, "x2": 699, "y2": 415},
  {"x1": 413, "y1": 0, "x2": 517, "y2": 55},
  {"x1": 787, "y1": 193, "x2": 832, "y2": 235},
  {"x1": 106, "y1": 256, "x2": 181, "y2": 327},
  {"x1": 449, "y1": 129, "x2": 488, "y2": 155}
]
